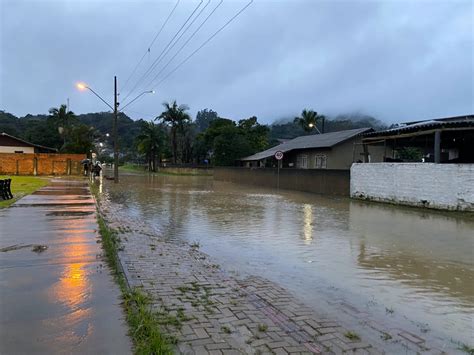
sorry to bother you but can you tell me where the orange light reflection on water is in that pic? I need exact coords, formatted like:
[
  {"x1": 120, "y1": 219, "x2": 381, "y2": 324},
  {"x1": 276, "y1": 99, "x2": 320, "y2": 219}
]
[{"x1": 47, "y1": 215, "x2": 95, "y2": 333}]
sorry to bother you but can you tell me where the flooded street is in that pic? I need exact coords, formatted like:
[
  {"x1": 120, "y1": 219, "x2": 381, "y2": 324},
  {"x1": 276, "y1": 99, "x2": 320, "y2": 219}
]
[{"x1": 104, "y1": 172, "x2": 474, "y2": 349}]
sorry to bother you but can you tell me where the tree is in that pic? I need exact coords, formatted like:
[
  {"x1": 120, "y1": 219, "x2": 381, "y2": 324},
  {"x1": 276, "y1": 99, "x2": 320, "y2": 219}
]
[
  {"x1": 24, "y1": 117, "x2": 62, "y2": 150},
  {"x1": 195, "y1": 109, "x2": 218, "y2": 132},
  {"x1": 396, "y1": 147, "x2": 423, "y2": 162},
  {"x1": 156, "y1": 100, "x2": 191, "y2": 164},
  {"x1": 62, "y1": 124, "x2": 94, "y2": 154},
  {"x1": 136, "y1": 121, "x2": 166, "y2": 171},
  {"x1": 199, "y1": 116, "x2": 269, "y2": 166},
  {"x1": 48, "y1": 104, "x2": 75, "y2": 149},
  {"x1": 294, "y1": 109, "x2": 324, "y2": 133},
  {"x1": 238, "y1": 116, "x2": 269, "y2": 152}
]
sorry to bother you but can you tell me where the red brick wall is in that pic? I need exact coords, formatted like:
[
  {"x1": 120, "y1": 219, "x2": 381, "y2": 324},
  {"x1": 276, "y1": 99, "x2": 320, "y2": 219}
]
[{"x1": 0, "y1": 153, "x2": 86, "y2": 175}]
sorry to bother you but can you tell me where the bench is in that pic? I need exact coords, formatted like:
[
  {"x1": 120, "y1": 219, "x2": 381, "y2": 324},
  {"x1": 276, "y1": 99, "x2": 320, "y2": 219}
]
[{"x1": 0, "y1": 179, "x2": 13, "y2": 200}]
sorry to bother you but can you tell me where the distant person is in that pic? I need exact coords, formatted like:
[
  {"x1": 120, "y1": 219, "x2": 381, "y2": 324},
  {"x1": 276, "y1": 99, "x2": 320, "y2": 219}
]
[
  {"x1": 81, "y1": 159, "x2": 90, "y2": 176},
  {"x1": 93, "y1": 161, "x2": 102, "y2": 178}
]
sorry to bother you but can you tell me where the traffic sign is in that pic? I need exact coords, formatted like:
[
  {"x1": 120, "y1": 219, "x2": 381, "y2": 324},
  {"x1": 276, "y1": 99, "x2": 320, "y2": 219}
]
[{"x1": 275, "y1": 151, "x2": 284, "y2": 160}]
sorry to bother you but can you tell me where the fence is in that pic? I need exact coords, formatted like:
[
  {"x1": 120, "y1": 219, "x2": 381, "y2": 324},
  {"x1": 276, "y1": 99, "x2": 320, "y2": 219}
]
[
  {"x1": 351, "y1": 163, "x2": 474, "y2": 211},
  {"x1": 214, "y1": 167, "x2": 350, "y2": 196},
  {"x1": 0, "y1": 153, "x2": 86, "y2": 176}
]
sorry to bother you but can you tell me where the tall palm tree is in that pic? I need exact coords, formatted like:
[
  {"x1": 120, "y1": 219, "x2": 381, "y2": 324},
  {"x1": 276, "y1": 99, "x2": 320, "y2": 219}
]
[
  {"x1": 156, "y1": 100, "x2": 191, "y2": 164},
  {"x1": 49, "y1": 104, "x2": 75, "y2": 148},
  {"x1": 136, "y1": 121, "x2": 165, "y2": 172},
  {"x1": 294, "y1": 109, "x2": 324, "y2": 133}
]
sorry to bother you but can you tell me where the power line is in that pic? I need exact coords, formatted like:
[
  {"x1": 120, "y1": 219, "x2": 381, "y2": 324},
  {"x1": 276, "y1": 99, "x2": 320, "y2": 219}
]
[
  {"x1": 123, "y1": 0, "x2": 204, "y2": 102},
  {"x1": 121, "y1": 0, "x2": 181, "y2": 94},
  {"x1": 123, "y1": 109, "x2": 157, "y2": 119},
  {"x1": 152, "y1": 0, "x2": 253, "y2": 89},
  {"x1": 144, "y1": 0, "x2": 224, "y2": 90},
  {"x1": 122, "y1": 0, "x2": 204, "y2": 103},
  {"x1": 139, "y1": 0, "x2": 213, "y2": 91}
]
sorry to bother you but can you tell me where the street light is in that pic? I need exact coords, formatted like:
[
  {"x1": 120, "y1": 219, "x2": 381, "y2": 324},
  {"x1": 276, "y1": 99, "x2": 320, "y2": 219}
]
[
  {"x1": 307, "y1": 122, "x2": 322, "y2": 134},
  {"x1": 76, "y1": 82, "x2": 114, "y2": 111},
  {"x1": 120, "y1": 90, "x2": 155, "y2": 111},
  {"x1": 76, "y1": 78, "x2": 153, "y2": 183}
]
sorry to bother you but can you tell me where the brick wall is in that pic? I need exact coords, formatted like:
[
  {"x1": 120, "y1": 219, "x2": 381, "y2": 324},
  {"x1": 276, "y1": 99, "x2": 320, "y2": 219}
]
[
  {"x1": 0, "y1": 153, "x2": 86, "y2": 175},
  {"x1": 350, "y1": 163, "x2": 474, "y2": 211},
  {"x1": 214, "y1": 167, "x2": 350, "y2": 196}
]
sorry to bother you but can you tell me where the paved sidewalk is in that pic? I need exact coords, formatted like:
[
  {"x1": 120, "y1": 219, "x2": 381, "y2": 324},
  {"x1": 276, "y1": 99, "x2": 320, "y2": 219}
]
[
  {"x1": 0, "y1": 178, "x2": 131, "y2": 354},
  {"x1": 101, "y1": 197, "x2": 386, "y2": 355}
]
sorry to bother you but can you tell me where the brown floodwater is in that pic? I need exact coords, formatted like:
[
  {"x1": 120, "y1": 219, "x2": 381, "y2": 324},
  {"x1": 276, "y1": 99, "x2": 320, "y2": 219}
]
[{"x1": 103, "y1": 172, "x2": 474, "y2": 348}]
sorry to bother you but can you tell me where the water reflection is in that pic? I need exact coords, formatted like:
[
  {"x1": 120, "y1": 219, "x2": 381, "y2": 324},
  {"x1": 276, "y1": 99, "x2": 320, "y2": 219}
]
[
  {"x1": 105, "y1": 173, "x2": 474, "y2": 344},
  {"x1": 46, "y1": 214, "x2": 94, "y2": 341},
  {"x1": 303, "y1": 204, "x2": 313, "y2": 244}
]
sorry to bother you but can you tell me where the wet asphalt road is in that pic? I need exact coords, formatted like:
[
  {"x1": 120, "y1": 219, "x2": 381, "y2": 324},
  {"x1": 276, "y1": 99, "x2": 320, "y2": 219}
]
[{"x1": 0, "y1": 178, "x2": 131, "y2": 354}]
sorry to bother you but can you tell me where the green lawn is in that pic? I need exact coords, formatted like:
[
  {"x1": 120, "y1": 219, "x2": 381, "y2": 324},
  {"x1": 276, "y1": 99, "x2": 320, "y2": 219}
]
[
  {"x1": 0, "y1": 176, "x2": 49, "y2": 208},
  {"x1": 120, "y1": 163, "x2": 147, "y2": 173}
]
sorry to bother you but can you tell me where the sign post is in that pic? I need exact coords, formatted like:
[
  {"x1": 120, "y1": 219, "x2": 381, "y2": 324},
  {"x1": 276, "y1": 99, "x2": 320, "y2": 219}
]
[{"x1": 274, "y1": 151, "x2": 284, "y2": 190}]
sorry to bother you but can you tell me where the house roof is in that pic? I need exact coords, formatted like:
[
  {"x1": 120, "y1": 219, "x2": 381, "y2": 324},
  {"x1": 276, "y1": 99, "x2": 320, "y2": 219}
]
[
  {"x1": 363, "y1": 115, "x2": 474, "y2": 138},
  {"x1": 241, "y1": 127, "x2": 372, "y2": 161},
  {"x1": 0, "y1": 132, "x2": 58, "y2": 152}
]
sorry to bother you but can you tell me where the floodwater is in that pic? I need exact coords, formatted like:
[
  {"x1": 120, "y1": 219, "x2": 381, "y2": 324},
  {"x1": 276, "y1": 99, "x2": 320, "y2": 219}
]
[{"x1": 103, "y1": 172, "x2": 474, "y2": 349}]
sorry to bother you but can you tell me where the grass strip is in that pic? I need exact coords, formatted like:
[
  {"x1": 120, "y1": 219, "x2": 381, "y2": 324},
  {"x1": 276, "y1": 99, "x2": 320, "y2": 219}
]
[
  {"x1": 96, "y1": 215, "x2": 174, "y2": 354},
  {"x1": 0, "y1": 175, "x2": 49, "y2": 208},
  {"x1": 120, "y1": 163, "x2": 212, "y2": 176}
]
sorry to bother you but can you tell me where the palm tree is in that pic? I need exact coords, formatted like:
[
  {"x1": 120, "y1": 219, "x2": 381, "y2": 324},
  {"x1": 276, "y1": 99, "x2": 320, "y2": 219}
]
[
  {"x1": 294, "y1": 109, "x2": 324, "y2": 133},
  {"x1": 156, "y1": 100, "x2": 191, "y2": 164},
  {"x1": 49, "y1": 104, "x2": 75, "y2": 149},
  {"x1": 136, "y1": 121, "x2": 165, "y2": 172}
]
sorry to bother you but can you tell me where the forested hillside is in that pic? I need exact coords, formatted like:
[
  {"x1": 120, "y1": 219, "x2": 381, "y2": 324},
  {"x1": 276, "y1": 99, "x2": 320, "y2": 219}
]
[{"x1": 0, "y1": 108, "x2": 387, "y2": 166}]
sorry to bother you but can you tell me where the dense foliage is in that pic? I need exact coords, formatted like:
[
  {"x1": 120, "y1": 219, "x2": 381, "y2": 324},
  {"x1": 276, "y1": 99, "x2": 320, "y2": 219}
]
[{"x1": 0, "y1": 107, "x2": 387, "y2": 166}]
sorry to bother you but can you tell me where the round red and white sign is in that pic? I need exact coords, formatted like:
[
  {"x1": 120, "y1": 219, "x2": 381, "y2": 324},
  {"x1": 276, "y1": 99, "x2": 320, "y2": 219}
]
[{"x1": 274, "y1": 151, "x2": 284, "y2": 160}]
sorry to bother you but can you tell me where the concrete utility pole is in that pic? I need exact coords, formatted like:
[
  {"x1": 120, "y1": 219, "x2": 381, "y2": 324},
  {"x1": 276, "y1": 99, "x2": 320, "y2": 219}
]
[
  {"x1": 77, "y1": 77, "x2": 153, "y2": 184},
  {"x1": 113, "y1": 76, "x2": 119, "y2": 183},
  {"x1": 434, "y1": 130, "x2": 441, "y2": 164}
]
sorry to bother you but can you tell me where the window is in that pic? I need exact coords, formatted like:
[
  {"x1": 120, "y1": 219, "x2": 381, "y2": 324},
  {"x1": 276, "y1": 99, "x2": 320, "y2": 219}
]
[
  {"x1": 315, "y1": 154, "x2": 327, "y2": 169},
  {"x1": 297, "y1": 154, "x2": 308, "y2": 169}
]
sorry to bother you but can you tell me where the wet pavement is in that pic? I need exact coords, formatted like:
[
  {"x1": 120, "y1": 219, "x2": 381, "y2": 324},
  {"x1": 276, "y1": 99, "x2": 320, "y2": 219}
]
[
  {"x1": 101, "y1": 172, "x2": 474, "y2": 354},
  {"x1": 0, "y1": 178, "x2": 131, "y2": 354}
]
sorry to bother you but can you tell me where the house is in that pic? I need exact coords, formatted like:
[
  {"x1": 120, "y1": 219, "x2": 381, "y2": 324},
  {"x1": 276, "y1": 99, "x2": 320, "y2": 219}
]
[
  {"x1": 361, "y1": 115, "x2": 474, "y2": 163},
  {"x1": 241, "y1": 127, "x2": 387, "y2": 170},
  {"x1": 0, "y1": 132, "x2": 57, "y2": 154}
]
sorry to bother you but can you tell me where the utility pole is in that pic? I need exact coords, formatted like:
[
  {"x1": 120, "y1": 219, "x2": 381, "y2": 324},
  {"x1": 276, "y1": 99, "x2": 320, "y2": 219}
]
[
  {"x1": 113, "y1": 76, "x2": 119, "y2": 183},
  {"x1": 77, "y1": 76, "x2": 152, "y2": 184}
]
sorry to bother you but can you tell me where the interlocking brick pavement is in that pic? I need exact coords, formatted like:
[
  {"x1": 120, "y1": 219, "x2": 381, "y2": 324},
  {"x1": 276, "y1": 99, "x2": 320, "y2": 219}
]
[{"x1": 98, "y1": 196, "x2": 440, "y2": 355}]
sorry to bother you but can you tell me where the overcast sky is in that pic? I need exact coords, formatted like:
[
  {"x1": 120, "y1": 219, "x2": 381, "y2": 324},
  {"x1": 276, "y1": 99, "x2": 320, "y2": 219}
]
[{"x1": 1, "y1": 0, "x2": 472, "y2": 124}]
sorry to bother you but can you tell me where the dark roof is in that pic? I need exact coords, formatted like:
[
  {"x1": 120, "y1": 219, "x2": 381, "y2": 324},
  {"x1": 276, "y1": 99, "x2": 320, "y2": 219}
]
[
  {"x1": 363, "y1": 115, "x2": 474, "y2": 138},
  {"x1": 241, "y1": 127, "x2": 372, "y2": 161},
  {"x1": 0, "y1": 132, "x2": 58, "y2": 152}
]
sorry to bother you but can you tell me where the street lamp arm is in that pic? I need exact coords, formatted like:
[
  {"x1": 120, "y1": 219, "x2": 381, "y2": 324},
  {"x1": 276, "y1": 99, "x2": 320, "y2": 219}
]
[
  {"x1": 119, "y1": 90, "x2": 154, "y2": 111},
  {"x1": 86, "y1": 87, "x2": 114, "y2": 111}
]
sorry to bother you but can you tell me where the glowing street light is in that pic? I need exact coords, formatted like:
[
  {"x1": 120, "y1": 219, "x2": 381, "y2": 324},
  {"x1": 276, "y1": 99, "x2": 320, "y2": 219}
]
[
  {"x1": 76, "y1": 82, "x2": 87, "y2": 90},
  {"x1": 76, "y1": 78, "x2": 155, "y2": 183},
  {"x1": 75, "y1": 82, "x2": 113, "y2": 111}
]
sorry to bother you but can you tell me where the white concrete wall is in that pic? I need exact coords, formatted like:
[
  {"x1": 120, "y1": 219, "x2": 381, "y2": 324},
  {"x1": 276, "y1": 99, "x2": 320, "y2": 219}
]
[
  {"x1": 351, "y1": 163, "x2": 474, "y2": 211},
  {"x1": 0, "y1": 146, "x2": 34, "y2": 153}
]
